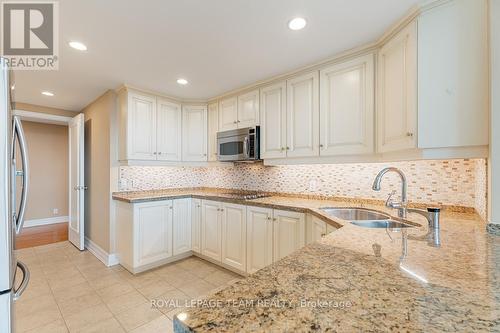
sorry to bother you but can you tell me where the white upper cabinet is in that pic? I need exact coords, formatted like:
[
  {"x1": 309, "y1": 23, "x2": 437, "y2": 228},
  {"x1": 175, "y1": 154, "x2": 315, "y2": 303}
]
[
  {"x1": 127, "y1": 92, "x2": 157, "y2": 160},
  {"x1": 320, "y1": 54, "x2": 375, "y2": 156},
  {"x1": 156, "y1": 98, "x2": 182, "y2": 161},
  {"x1": 273, "y1": 210, "x2": 305, "y2": 262},
  {"x1": 417, "y1": 0, "x2": 488, "y2": 149},
  {"x1": 182, "y1": 105, "x2": 208, "y2": 162},
  {"x1": 377, "y1": 21, "x2": 418, "y2": 153},
  {"x1": 219, "y1": 97, "x2": 238, "y2": 131},
  {"x1": 237, "y1": 89, "x2": 260, "y2": 128},
  {"x1": 221, "y1": 203, "x2": 247, "y2": 272},
  {"x1": 246, "y1": 206, "x2": 273, "y2": 274},
  {"x1": 172, "y1": 198, "x2": 192, "y2": 256},
  {"x1": 260, "y1": 82, "x2": 287, "y2": 159},
  {"x1": 207, "y1": 102, "x2": 219, "y2": 161},
  {"x1": 286, "y1": 71, "x2": 320, "y2": 158}
]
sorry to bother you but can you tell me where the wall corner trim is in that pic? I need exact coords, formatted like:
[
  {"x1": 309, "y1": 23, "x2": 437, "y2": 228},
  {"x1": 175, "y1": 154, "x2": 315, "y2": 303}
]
[{"x1": 84, "y1": 237, "x2": 120, "y2": 267}]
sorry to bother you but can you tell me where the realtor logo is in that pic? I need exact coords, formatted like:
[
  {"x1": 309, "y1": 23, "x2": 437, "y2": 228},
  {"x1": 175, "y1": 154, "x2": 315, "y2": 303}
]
[{"x1": 1, "y1": 1, "x2": 59, "y2": 70}]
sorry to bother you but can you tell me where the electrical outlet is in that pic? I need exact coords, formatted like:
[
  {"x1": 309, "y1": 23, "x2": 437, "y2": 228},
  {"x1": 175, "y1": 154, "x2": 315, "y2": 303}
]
[
  {"x1": 308, "y1": 179, "x2": 318, "y2": 192},
  {"x1": 53, "y1": 208, "x2": 59, "y2": 215}
]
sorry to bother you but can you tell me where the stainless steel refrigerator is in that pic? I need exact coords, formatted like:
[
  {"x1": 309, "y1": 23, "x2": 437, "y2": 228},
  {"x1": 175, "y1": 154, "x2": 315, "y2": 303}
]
[{"x1": 0, "y1": 57, "x2": 30, "y2": 332}]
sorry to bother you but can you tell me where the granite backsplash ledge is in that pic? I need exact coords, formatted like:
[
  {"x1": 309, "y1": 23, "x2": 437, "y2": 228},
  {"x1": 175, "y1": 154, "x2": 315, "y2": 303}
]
[{"x1": 118, "y1": 159, "x2": 487, "y2": 218}]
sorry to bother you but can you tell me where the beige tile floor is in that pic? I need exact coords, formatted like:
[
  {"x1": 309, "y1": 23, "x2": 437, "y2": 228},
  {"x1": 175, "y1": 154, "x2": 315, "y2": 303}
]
[{"x1": 13, "y1": 241, "x2": 242, "y2": 333}]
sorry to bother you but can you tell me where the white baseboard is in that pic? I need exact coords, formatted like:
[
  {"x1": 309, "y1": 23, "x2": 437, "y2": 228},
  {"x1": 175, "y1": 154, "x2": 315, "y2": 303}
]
[
  {"x1": 84, "y1": 237, "x2": 120, "y2": 267},
  {"x1": 24, "y1": 216, "x2": 69, "y2": 228}
]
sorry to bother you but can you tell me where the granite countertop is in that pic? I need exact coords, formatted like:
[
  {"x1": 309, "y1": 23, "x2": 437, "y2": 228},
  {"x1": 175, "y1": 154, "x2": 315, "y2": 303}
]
[{"x1": 112, "y1": 189, "x2": 499, "y2": 332}]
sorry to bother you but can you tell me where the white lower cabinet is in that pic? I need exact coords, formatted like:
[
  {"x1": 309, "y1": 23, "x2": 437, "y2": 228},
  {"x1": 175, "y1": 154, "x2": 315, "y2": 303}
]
[
  {"x1": 191, "y1": 199, "x2": 202, "y2": 253},
  {"x1": 136, "y1": 201, "x2": 173, "y2": 267},
  {"x1": 246, "y1": 206, "x2": 273, "y2": 274},
  {"x1": 306, "y1": 215, "x2": 337, "y2": 244},
  {"x1": 116, "y1": 199, "x2": 194, "y2": 274},
  {"x1": 201, "y1": 200, "x2": 222, "y2": 262},
  {"x1": 273, "y1": 210, "x2": 306, "y2": 262},
  {"x1": 221, "y1": 203, "x2": 247, "y2": 272},
  {"x1": 172, "y1": 198, "x2": 192, "y2": 256}
]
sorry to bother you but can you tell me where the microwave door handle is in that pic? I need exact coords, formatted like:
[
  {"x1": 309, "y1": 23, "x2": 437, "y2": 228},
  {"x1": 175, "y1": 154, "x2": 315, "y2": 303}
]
[
  {"x1": 243, "y1": 136, "x2": 249, "y2": 158},
  {"x1": 13, "y1": 261, "x2": 30, "y2": 301},
  {"x1": 12, "y1": 116, "x2": 29, "y2": 234}
]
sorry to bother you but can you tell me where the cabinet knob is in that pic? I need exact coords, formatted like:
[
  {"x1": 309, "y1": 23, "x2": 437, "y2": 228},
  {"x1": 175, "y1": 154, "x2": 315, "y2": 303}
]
[
  {"x1": 319, "y1": 144, "x2": 324, "y2": 148},
  {"x1": 273, "y1": 218, "x2": 277, "y2": 221},
  {"x1": 233, "y1": 121, "x2": 237, "y2": 124},
  {"x1": 237, "y1": 120, "x2": 241, "y2": 123},
  {"x1": 153, "y1": 152, "x2": 157, "y2": 155},
  {"x1": 406, "y1": 132, "x2": 414, "y2": 137},
  {"x1": 158, "y1": 152, "x2": 162, "y2": 155},
  {"x1": 169, "y1": 206, "x2": 173, "y2": 210},
  {"x1": 321, "y1": 233, "x2": 326, "y2": 237},
  {"x1": 267, "y1": 217, "x2": 271, "y2": 220},
  {"x1": 286, "y1": 147, "x2": 290, "y2": 151}
]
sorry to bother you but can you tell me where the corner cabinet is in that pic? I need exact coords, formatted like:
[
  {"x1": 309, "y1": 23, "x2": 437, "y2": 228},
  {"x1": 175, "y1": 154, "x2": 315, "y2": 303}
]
[
  {"x1": 377, "y1": 21, "x2": 417, "y2": 153},
  {"x1": 116, "y1": 199, "x2": 193, "y2": 274},
  {"x1": 118, "y1": 88, "x2": 208, "y2": 163},
  {"x1": 207, "y1": 102, "x2": 219, "y2": 161},
  {"x1": 320, "y1": 54, "x2": 375, "y2": 156},
  {"x1": 182, "y1": 105, "x2": 208, "y2": 162}
]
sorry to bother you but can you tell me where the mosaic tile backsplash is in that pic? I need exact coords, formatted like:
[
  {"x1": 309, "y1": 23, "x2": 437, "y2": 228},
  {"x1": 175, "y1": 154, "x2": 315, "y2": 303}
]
[{"x1": 119, "y1": 159, "x2": 488, "y2": 219}]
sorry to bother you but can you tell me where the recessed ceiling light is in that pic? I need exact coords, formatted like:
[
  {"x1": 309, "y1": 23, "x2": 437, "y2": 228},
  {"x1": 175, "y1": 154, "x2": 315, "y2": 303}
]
[
  {"x1": 177, "y1": 78, "x2": 188, "y2": 85},
  {"x1": 69, "y1": 41, "x2": 87, "y2": 51},
  {"x1": 41, "y1": 91, "x2": 54, "y2": 97},
  {"x1": 288, "y1": 17, "x2": 307, "y2": 30}
]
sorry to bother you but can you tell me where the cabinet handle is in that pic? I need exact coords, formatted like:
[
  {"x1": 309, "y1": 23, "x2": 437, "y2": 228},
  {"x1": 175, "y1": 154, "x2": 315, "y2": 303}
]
[{"x1": 406, "y1": 132, "x2": 414, "y2": 137}]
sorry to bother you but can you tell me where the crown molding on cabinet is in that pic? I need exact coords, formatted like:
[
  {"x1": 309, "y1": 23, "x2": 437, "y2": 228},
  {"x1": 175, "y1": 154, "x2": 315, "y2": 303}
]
[{"x1": 115, "y1": 84, "x2": 208, "y2": 105}]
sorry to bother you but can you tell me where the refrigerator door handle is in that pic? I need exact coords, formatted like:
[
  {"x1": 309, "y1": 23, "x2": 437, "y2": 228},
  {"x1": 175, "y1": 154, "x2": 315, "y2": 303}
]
[
  {"x1": 13, "y1": 261, "x2": 30, "y2": 301},
  {"x1": 12, "y1": 116, "x2": 29, "y2": 234}
]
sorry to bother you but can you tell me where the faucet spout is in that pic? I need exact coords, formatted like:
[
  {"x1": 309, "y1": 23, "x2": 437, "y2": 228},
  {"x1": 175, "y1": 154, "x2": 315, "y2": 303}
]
[{"x1": 372, "y1": 167, "x2": 408, "y2": 218}]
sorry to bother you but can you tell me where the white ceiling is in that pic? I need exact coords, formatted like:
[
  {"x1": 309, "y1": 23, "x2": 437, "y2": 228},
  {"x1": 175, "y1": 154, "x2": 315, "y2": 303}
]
[{"x1": 13, "y1": 0, "x2": 421, "y2": 111}]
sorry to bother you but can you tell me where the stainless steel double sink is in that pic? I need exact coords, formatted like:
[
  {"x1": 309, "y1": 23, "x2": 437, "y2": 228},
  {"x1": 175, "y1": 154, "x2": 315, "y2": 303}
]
[{"x1": 320, "y1": 207, "x2": 412, "y2": 229}]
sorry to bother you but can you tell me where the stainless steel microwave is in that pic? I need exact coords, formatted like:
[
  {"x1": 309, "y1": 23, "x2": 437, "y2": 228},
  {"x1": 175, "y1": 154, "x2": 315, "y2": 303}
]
[{"x1": 217, "y1": 126, "x2": 260, "y2": 162}]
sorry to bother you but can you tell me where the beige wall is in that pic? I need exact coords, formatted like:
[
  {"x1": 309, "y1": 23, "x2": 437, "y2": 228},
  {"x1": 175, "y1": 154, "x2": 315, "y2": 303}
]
[
  {"x1": 14, "y1": 102, "x2": 78, "y2": 117},
  {"x1": 17, "y1": 121, "x2": 68, "y2": 220},
  {"x1": 82, "y1": 90, "x2": 117, "y2": 252},
  {"x1": 490, "y1": 0, "x2": 499, "y2": 224}
]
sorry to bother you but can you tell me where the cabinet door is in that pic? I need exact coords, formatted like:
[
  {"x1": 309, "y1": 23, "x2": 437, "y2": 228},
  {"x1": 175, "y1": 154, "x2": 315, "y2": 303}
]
[
  {"x1": 246, "y1": 206, "x2": 273, "y2": 274},
  {"x1": 377, "y1": 21, "x2": 417, "y2": 153},
  {"x1": 260, "y1": 82, "x2": 287, "y2": 159},
  {"x1": 273, "y1": 210, "x2": 305, "y2": 262},
  {"x1": 134, "y1": 201, "x2": 172, "y2": 266},
  {"x1": 221, "y1": 203, "x2": 247, "y2": 272},
  {"x1": 128, "y1": 92, "x2": 157, "y2": 160},
  {"x1": 286, "y1": 72, "x2": 320, "y2": 157},
  {"x1": 237, "y1": 89, "x2": 260, "y2": 128},
  {"x1": 191, "y1": 199, "x2": 202, "y2": 253},
  {"x1": 320, "y1": 54, "x2": 374, "y2": 156},
  {"x1": 208, "y1": 102, "x2": 219, "y2": 162},
  {"x1": 201, "y1": 200, "x2": 222, "y2": 262},
  {"x1": 182, "y1": 105, "x2": 208, "y2": 161},
  {"x1": 219, "y1": 97, "x2": 238, "y2": 131},
  {"x1": 417, "y1": 0, "x2": 488, "y2": 149},
  {"x1": 306, "y1": 215, "x2": 327, "y2": 244},
  {"x1": 157, "y1": 98, "x2": 182, "y2": 161},
  {"x1": 172, "y1": 198, "x2": 192, "y2": 256}
]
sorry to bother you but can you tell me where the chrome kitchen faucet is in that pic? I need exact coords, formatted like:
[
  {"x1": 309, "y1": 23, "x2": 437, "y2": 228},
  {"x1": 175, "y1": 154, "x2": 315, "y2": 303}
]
[{"x1": 372, "y1": 167, "x2": 441, "y2": 247}]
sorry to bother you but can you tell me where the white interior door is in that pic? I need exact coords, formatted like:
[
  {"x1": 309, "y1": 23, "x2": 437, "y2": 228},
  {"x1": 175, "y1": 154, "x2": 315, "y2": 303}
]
[{"x1": 69, "y1": 114, "x2": 85, "y2": 250}]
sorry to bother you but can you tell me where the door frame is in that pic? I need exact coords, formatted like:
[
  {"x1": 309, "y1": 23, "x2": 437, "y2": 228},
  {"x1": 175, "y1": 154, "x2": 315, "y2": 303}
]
[{"x1": 12, "y1": 109, "x2": 86, "y2": 249}]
